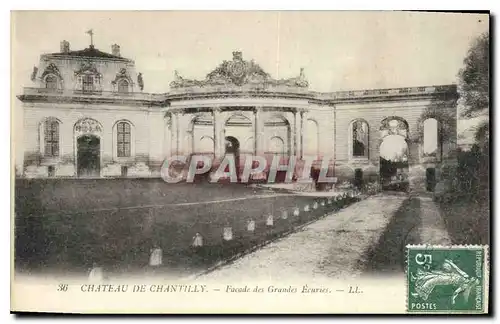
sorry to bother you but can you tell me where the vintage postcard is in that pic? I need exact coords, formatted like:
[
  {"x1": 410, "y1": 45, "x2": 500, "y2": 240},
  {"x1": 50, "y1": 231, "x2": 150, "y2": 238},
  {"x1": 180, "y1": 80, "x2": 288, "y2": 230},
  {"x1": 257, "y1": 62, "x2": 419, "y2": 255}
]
[{"x1": 10, "y1": 11, "x2": 490, "y2": 314}]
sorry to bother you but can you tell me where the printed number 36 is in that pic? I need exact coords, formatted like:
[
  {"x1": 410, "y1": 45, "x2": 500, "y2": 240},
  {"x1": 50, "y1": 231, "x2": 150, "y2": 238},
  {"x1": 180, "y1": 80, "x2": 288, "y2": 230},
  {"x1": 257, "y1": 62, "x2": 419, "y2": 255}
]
[{"x1": 415, "y1": 254, "x2": 432, "y2": 268}]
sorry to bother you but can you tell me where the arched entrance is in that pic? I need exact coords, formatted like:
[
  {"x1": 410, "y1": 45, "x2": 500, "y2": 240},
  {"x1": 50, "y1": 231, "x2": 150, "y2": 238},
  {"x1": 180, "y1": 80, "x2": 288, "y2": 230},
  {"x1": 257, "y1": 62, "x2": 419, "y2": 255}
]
[
  {"x1": 74, "y1": 118, "x2": 103, "y2": 178},
  {"x1": 223, "y1": 113, "x2": 252, "y2": 181},
  {"x1": 225, "y1": 136, "x2": 240, "y2": 179},
  {"x1": 379, "y1": 117, "x2": 410, "y2": 192},
  {"x1": 77, "y1": 135, "x2": 101, "y2": 177}
]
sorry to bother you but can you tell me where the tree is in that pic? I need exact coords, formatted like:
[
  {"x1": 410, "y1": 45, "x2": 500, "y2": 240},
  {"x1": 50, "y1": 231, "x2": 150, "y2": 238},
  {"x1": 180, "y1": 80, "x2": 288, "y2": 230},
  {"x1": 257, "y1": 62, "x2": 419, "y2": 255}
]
[{"x1": 458, "y1": 32, "x2": 489, "y2": 118}]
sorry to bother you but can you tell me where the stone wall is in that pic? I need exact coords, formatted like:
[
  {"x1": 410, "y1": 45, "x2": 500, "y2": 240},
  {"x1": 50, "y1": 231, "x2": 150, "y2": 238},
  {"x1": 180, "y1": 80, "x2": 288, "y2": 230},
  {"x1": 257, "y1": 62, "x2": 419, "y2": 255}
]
[
  {"x1": 333, "y1": 98, "x2": 457, "y2": 191},
  {"x1": 20, "y1": 86, "x2": 457, "y2": 184},
  {"x1": 22, "y1": 102, "x2": 162, "y2": 178}
]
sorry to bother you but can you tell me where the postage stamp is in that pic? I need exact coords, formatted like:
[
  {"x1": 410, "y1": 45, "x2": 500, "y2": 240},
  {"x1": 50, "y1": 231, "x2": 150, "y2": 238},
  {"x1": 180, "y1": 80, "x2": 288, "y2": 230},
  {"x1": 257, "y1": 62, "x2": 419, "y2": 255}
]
[{"x1": 406, "y1": 245, "x2": 489, "y2": 313}]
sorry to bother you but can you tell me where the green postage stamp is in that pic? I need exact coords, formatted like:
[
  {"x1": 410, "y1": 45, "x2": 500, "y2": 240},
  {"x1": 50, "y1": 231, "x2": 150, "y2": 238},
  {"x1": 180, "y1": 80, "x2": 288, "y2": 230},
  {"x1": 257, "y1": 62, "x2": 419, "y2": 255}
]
[{"x1": 406, "y1": 245, "x2": 489, "y2": 313}]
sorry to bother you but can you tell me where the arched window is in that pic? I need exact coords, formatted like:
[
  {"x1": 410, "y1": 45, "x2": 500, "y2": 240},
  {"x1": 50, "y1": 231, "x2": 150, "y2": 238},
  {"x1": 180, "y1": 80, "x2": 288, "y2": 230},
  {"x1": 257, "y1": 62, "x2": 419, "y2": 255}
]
[
  {"x1": 117, "y1": 122, "x2": 131, "y2": 157},
  {"x1": 191, "y1": 114, "x2": 214, "y2": 155},
  {"x1": 118, "y1": 79, "x2": 129, "y2": 93},
  {"x1": 269, "y1": 136, "x2": 286, "y2": 156},
  {"x1": 305, "y1": 119, "x2": 319, "y2": 157},
  {"x1": 264, "y1": 115, "x2": 291, "y2": 156},
  {"x1": 44, "y1": 119, "x2": 59, "y2": 157},
  {"x1": 423, "y1": 118, "x2": 438, "y2": 156},
  {"x1": 350, "y1": 119, "x2": 369, "y2": 158},
  {"x1": 198, "y1": 136, "x2": 215, "y2": 154},
  {"x1": 45, "y1": 75, "x2": 58, "y2": 90},
  {"x1": 243, "y1": 137, "x2": 254, "y2": 154}
]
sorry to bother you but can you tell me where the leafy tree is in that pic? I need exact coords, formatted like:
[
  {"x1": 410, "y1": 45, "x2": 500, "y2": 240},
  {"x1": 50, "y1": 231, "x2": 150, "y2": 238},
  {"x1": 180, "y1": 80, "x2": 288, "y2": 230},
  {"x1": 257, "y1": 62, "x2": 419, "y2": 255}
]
[
  {"x1": 439, "y1": 32, "x2": 490, "y2": 201},
  {"x1": 458, "y1": 32, "x2": 490, "y2": 118},
  {"x1": 458, "y1": 32, "x2": 489, "y2": 152}
]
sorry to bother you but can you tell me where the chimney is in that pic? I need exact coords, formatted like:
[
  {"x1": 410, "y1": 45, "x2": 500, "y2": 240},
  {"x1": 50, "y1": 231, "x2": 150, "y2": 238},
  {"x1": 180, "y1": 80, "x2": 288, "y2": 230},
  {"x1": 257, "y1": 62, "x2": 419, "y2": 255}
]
[
  {"x1": 60, "y1": 40, "x2": 70, "y2": 53},
  {"x1": 111, "y1": 44, "x2": 121, "y2": 57}
]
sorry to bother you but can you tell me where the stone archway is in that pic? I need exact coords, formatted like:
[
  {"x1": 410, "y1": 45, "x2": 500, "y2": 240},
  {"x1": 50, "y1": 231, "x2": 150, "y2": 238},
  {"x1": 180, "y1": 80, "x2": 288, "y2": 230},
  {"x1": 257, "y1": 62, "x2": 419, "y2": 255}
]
[
  {"x1": 379, "y1": 117, "x2": 410, "y2": 192},
  {"x1": 225, "y1": 136, "x2": 241, "y2": 180},
  {"x1": 224, "y1": 114, "x2": 252, "y2": 177},
  {"x1": 74, "y1": 118, "x2": 103, "y2": 178}
]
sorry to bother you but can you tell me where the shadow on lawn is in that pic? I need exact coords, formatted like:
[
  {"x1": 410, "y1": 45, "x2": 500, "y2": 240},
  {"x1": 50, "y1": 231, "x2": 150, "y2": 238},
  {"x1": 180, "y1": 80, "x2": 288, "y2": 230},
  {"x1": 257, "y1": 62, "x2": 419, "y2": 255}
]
[{"x1": 14, "y1": 179, "x2": 361, "y2": 277}]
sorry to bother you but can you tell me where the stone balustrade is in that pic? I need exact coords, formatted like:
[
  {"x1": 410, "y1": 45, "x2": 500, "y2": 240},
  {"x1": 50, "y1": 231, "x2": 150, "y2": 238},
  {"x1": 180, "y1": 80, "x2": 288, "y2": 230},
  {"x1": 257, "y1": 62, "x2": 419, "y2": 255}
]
[{"x1": 19, "y1": 87, "x2": 166, "y2": 104}]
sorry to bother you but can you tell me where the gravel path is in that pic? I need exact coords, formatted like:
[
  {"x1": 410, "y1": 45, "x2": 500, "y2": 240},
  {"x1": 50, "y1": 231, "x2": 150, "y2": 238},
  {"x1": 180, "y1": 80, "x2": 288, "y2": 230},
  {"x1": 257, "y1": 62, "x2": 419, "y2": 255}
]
[
  {"x1": 199, "y1": 194, "x2": 407, "y2": 281},
  {"x1": 418, "y1": 196, "x2": 452, "y2": 245}
]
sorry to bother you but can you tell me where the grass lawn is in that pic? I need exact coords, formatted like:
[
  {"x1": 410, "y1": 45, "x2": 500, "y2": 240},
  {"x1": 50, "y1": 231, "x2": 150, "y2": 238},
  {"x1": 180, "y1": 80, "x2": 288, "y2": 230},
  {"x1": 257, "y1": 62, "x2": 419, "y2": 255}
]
[
  {"x1": 438, "y1": 194, "x2": 490, "y2": 246},
  {"x1": 15, "y1": 178, "x2": 359, "y2": 278}
]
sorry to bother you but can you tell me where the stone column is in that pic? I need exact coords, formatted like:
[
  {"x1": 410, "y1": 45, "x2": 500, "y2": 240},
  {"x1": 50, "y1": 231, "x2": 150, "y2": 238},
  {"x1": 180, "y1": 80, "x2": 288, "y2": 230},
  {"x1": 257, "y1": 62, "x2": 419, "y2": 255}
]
[
  {"x1": 163, "y1": 114, "x2": 171, "y2": 158},
  {"x1": 293, "y1": 110, "x2": 300, "y2": 158},
  {"x1": 177, "y1": 112, "x2": 189, "y2": 156},
  {"x1": 288, "y1": 111, "x2": 295, "y2": 156},
  {"x1": 213, "y1": 108, "x2": 224, "y2": 158},
  {"x1": 295, "y1": 109, "x2": 304, "y2": 159},
  {"x1": 254, "y1": 107, "x2": 265, "y2": 156},
  {"x1": 170, "y1": 111, "x2": 178, "y2": 156}
]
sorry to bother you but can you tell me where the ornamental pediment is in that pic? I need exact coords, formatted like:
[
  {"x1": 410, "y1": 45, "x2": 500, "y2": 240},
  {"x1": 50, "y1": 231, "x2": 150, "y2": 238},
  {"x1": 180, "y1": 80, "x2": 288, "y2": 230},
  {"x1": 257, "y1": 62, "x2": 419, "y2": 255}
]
[
  {"x1": 74, "y1": 61, "x2": 102, "y2": 76},
  {"x1": 74, "y1": 118, "x2": 103, "y2": 135},
  {"x1": 380, "y1": 118, "x2": 409, "y2": 138},
  {"x1": 170, "y1": 51, "x2": 308, "y2": 89},
  {"x1": 41, "y1": 63, "x2": 63, "y2": 80},
  {"x1": 111, "y1": 68, "x2": 133, "y2": 84}
]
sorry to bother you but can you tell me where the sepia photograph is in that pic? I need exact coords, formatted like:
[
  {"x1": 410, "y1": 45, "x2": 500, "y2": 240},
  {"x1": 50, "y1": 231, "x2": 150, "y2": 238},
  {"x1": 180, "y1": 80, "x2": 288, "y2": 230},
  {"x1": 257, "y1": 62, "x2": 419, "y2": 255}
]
[{"x1": 10, "y1": 10, "x2": 490, "y2": 314}]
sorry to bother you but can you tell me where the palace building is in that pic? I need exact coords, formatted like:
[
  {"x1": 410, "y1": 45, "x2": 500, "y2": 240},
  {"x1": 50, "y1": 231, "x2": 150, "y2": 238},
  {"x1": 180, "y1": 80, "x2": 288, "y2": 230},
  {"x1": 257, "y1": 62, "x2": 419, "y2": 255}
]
[{"x1": 17, "y1": 38, "x2": 459, "y2": 191}]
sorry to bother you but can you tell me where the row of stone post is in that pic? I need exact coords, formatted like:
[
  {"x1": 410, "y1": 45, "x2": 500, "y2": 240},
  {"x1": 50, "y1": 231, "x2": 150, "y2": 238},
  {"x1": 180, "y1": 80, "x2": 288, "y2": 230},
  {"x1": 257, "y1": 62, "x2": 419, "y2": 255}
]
[{"x1": 88, "y1": 191, "x2": 363, "y2": 281}]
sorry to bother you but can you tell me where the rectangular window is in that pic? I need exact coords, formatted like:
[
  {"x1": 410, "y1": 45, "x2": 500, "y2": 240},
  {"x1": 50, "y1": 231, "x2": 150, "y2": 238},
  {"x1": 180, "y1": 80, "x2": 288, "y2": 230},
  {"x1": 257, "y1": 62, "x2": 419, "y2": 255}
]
[
  {"x1": 44, "y1": 121, "x2": 59, "y2": 157},
  {"x1": 121, "y1": 166, "x2": 128, "y2": 177},
  {"x1": 118, "y1": 80, "x2": 129, "y2": 93},
  {"x1": 48, "y1": 165, "x2": 55, "y2": 177},
  {"x1": 117, "y1": 122, "x2": 131, "y2": 157},
  {"x1": 45, "y1": 76, "x2": 58, "y2": 90},
  {"x1": 82, "y1": 75, "x2": 94, "y2": 93}
]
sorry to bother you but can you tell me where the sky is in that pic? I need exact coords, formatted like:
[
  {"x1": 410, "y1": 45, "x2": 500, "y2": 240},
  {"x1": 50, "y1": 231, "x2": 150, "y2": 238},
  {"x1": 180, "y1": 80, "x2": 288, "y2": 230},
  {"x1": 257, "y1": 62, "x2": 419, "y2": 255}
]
[
  {"x1": 12, "y1": 11, "x2": 488, "y2": 93},
  {"x1": 11, "y1": 11, "x2": 489, "y2": 166}
]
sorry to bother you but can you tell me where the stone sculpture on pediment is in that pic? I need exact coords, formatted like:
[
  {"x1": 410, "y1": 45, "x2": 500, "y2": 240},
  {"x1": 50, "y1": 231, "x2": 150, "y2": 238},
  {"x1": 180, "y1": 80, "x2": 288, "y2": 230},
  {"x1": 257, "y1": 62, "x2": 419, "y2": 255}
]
[
  {"x1": 30, "y1": 66, "x2": 39, "y2": 82},
  {"x1": 169, "y1": 52, "x2": 309, "y2": 89},
  {"x1": 206, "y1": 61, "x2": 231, "y2": 81},
  {"x1": 204, "y1": 52, "x2": 272, "y2": 87},
  {"x1": 247, "y1": 73, "x2": 268, "y2": 86},
  {"x1": 170, "y1": 70, "x2": 205, "y2": 88},
  {"x1": 111, "y1": 68, "x2": 133, "y2": 85},
  {"x1": 137, "y1": 72, "x2": 144, "y2": 91},
  {"x1": 74, "y1": 118, "x2": 103, "y2": 135},
  {"x1": 74, "y1": 61, "x2": 101, "y2": 77},
  {"x1": 273, "y1": 67, "x2": 309, "y2": 88},
  {"x1": 380, "y1": 118, "x2": 409, "y2": 139},
  {"x1": 204, "y1": 63, "x2": 232, "y2": 85}
]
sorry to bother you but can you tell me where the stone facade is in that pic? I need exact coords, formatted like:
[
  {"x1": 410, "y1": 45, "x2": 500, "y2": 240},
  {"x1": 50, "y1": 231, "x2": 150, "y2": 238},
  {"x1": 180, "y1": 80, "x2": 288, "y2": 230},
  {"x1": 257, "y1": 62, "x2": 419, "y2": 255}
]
[{"x1": 17, "y1": 41, "x2": 458, "y2": 192}]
